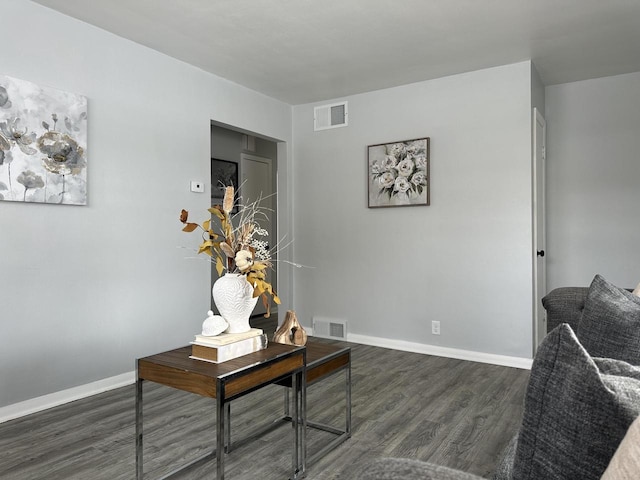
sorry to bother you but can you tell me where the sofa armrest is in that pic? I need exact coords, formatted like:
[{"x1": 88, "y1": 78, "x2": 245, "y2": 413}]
[
  {"x1": 541, "y1": 287, "x2": 589, "y2": 333},
  {"x1": 357, "y1": 458, "x2": 486, "y2": 480}
]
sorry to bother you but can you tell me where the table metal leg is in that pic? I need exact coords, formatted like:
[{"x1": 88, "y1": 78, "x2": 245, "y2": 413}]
[
  {"x1": 301, "y1": 368, "x2": 307, "y2": 474},
  {"x1": 217, "y1": 383, "x2": 225, "y2": 480},
  {"x1": 346, "y1": 362, "x2": 352, "y2": 437},
  {"x1": 292, "y1": 372, "x2": 299, "y2": 480},
  {"x1": 135, "y1": 378, "x2": 143, "y2": 480},
  {"x1": 283, "y1": 387, "x2": 290, "y2": 417},
  {"x1": 225, "y1": 403, "x2": 231, "y2": 453}
]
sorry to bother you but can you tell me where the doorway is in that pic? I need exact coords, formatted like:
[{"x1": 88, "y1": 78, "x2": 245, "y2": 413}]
[{"x1": 210, "y1": 125, "x2": 279, "y2": 320}]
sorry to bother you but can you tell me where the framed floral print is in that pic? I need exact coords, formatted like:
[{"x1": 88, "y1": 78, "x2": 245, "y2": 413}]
[
  {"x1": 367, "y1": 137, "x2": 430, "y2": 208},
  {"x1": 0, "y1": 74, "x2": 87, "y2": 205}
]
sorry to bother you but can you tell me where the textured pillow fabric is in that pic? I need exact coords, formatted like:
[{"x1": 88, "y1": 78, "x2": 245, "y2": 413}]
[
  {"x1": 601, "y1": 415, "x2": 640, "y2": 480},
  {"x1": 512, "y1": 324, "x2": 640, "y2": 480},
  {"x1": 491, "y1": 434, "x2": 517, "y2": 480},
  {"x1": 577, "y1": 274, "x2": 640, "y2": 365}
]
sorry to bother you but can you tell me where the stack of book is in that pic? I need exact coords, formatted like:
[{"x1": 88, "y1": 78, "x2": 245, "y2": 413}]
[{"x1": 189, "y1": 328, "x2": 267, "y2": 363}]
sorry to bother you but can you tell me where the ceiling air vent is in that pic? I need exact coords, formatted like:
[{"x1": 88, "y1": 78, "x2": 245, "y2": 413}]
[{"x1": 314, "y1": 101, "x2": 348, "y2": 131}]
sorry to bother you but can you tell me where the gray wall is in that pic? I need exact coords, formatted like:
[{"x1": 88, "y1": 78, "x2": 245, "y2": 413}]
[
  {"x1": 545, "y1": 71, "x2": 640, "y2": 290},
  {"x1": 0, "y1": 0, "x2": 292, "y2": 409},
  {"x1": 292, "y1": 62, "x2": 535, "y2": 359}
]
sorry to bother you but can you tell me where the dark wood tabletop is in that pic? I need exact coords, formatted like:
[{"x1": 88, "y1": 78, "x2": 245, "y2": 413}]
[{"x1": 137, "y1": 343, "x2": 305, "y2": 399}]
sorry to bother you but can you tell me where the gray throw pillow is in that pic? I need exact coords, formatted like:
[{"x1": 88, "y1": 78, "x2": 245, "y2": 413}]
[
  {"x1": 577, "y1": 274, "x2": 640, "y2": 365},
  {"x1": 512, "y1": 324, "x2": 640, "y2": 480}
]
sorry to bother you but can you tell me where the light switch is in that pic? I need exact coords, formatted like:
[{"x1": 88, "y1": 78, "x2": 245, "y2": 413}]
[{"x1": 190, "y1": 181, "x2": 205, "y2": 193}]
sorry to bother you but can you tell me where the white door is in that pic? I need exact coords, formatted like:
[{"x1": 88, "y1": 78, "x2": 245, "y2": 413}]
[
  {"x1": 241, "y1": 153, "x2": 276, "y2": 317},
  {"x1": 533, "y1": 108, "x2": 547, "y2": 353}
]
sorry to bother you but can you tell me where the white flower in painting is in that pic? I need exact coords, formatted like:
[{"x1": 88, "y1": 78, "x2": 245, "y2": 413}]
[
  {"x1": 379, "y1": 171, "x2": 395, "y2": 189},
  {"x1": 388, "y1": 143, "x2": 406, "y2": 158},
  {"x1": 381, "y1": 155, "x2": 397, "y2": 171},
  {"x1": 415, "y1": 155, "x2": 427, "y2": 170},
  {"x1": 397, "y1": 158, "x2": 414, "y2": 177},
  {"x1": 0, "y1": 118, "x2": 37, "y2": 155},
  {"x1": 394, "y1": 176, "x2": 411, "y2": 194},
  {"x1": 411, "y1": 171, "x2": 426, "y2": 187},
  {"x1": 407, "y1": 140, "x2": 425, "y2": 155},
  {"x1": 371, "y1": 162, "x2": 382, "y2": 174},
  {"x1": 17, "y1": 170, "x2": 44, "y2": 189},
  {"x1": 37, "y1": 131, "x2": 85, "y2": 175}
]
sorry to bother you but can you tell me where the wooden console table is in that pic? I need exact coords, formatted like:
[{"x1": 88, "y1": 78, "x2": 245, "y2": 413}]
[{"x1": 135, "y1": 343, "x2": 306, "y2": 480}]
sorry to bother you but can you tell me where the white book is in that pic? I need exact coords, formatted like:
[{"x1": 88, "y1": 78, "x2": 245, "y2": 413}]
[
  {"x1": 190, "y1": 334, "x2": 268, "y2": 363},
  {"x1": 194, "y1": 328, "x2": 263, "y2": 346}
]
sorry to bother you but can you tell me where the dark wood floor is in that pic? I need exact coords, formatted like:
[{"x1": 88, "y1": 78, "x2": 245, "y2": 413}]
[{"x1": 0, "y1": 321, "x2": 529, "y2": 480}]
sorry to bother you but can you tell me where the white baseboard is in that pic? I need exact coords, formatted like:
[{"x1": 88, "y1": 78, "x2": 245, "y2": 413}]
[
  {"x1": 345, "y1": 333, "x2": 532, "y2": 369},
  {"x1": 0, "y1": 371, "x2": 135, "y2": 424},
  {"x1": 304, "y1": 324, "x2": 531, "y2": 369}
]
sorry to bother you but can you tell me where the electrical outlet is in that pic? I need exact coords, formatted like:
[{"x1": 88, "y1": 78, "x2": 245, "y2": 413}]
[
  {"x1": 190, "y1": 181, "x2": 205, "y2": 193},
  {"x1": 431, "y1": 321, "x2": 441, "y2": 335}
]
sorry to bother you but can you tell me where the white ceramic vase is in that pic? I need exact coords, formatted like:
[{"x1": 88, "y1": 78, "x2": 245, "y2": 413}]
[{"x1": 212, "y1": 273, "x2": 258, "y2": 333}]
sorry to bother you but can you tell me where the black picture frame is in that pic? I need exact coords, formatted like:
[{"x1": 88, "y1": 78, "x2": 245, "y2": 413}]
[
  {"x1": 211, "y1": 158, "x2": 239, "y2": 211},
  {"x1": 367, "y1": 137, "x2": 430, "y2": 208}
]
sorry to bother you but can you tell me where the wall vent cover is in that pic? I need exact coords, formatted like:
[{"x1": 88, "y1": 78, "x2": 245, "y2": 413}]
[
  {"x1": 314, "y1": 101, "x2": 348, "y2": 131},
  {"x1": 312, "y1": 317, "x2": 347, "y2": 340}
]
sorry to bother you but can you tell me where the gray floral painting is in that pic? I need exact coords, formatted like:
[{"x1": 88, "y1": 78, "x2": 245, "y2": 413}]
[
  {"x1": 368, "y1": 137, "x2": 430, "y2": 208},
  {"x1": 0, "y1": 75, "x2": 87, "y2": 205}
]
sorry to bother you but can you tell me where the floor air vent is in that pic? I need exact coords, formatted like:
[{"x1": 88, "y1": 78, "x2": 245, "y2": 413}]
[{"x1": 312, "y1": 317, "x2": 347, "y2": 340}]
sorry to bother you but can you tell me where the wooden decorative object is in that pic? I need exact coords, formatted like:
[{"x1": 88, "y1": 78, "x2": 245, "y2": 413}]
[{"x1": 273, "y1": 310, "x2": 308, "y2": 346}]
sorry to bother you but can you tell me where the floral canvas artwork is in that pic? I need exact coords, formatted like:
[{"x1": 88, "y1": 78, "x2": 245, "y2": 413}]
[
  {"x1": 368, "y1": 137, "x2": 430, "y2": 208},
  {"x1": 0, "y1": 75, "x2": 87, "y2": 205}
]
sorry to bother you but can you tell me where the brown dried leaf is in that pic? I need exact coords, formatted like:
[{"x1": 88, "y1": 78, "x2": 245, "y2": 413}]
[
  {"x1": 198, "y1": 240, "x2": 213, "y2": 254},
  {"x1": 179, "y1": 209, "x2": 189, "y2": 223},
  {"x1": 208, "y1": 206, "x2": 225, "y2": 220},
  {"x1": 182, "y1": 223, "x2": 199, "y2": 232},
  {"x1": 216, "y1": 256, "x2": 224, "y2": 276}
]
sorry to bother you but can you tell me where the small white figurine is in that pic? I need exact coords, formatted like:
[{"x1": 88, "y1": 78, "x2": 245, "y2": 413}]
[{"x1": 201, "y1": 310, "x2": 228, "y2": 336}]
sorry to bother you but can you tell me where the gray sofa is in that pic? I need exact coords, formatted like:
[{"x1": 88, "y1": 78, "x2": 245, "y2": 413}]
[
  {"x1": 357, "y1": 275, "x2": 640, "y2": 480},
  {"x1": 542, "y1": 285, "x2": 634, "y2": 333},
  {"x1": 541, "y1": 286, "x2": 589, "y2": 333}
]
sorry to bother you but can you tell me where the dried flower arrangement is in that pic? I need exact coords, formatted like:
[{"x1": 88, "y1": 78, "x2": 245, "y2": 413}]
[{"x1": 180, "y1": 185, "x2": 280, "y2": 317}]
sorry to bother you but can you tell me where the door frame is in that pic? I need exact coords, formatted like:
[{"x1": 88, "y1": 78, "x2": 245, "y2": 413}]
[{"x1": 532, "y1": 107, "x2": 547, "y2": 354}]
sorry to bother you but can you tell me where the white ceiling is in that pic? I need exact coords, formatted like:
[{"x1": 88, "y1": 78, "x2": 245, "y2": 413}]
[{"x1": 32, "y1": 0, "x2": 640, "y2": 105}]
